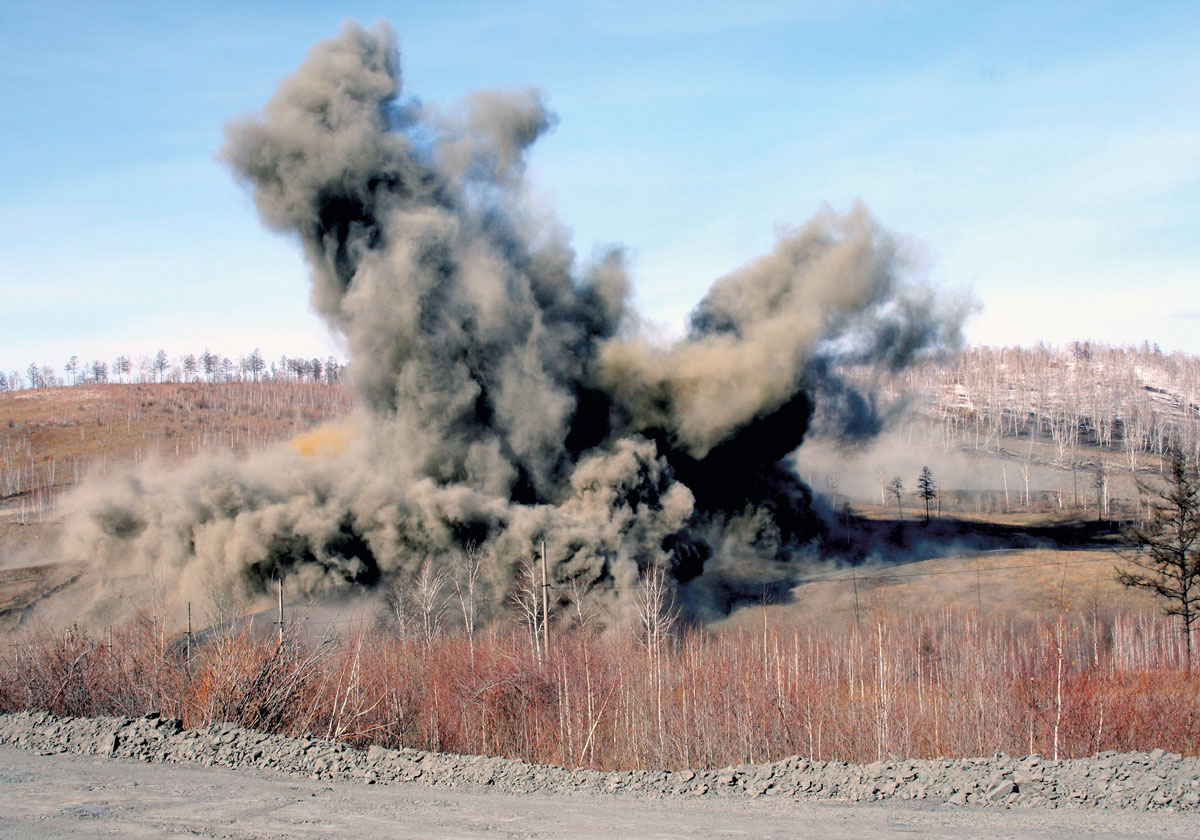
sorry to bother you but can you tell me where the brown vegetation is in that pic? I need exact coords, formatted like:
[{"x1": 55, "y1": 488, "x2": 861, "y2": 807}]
[{"x1": 2, "y1": 604, "x2": 1196, "y2": 769}]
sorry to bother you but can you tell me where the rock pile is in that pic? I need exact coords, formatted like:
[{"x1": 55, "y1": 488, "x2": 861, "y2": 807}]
[{"x1": 2, "y1": 711, "x2": 1197, "y2": 810}]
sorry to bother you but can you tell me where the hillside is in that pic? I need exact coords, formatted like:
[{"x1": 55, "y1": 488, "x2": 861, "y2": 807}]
[
  {"x1": 0, "y1": 345, "x2": 1193, "y2": 637},
  {"x1": 0, "y1": 381, "x2": 355, "y2": 632},
  {"x1": 0, "y1": 381, "x2": 354, "y2": 524},
  {"x1": 0, "y1": 359, "x2": 1193, "y2": 770}
]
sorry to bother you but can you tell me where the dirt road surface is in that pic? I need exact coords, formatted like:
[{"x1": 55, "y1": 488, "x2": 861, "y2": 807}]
[{"x1": 1, "y1": 747, "x2": 1195, "y2": 840}]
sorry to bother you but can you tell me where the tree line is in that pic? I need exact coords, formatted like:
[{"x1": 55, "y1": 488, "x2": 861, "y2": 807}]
[
  {"x1": 0, "y1": 349, "x2": 347, "y2": 391},
  {"x1": 893, "y1": 341, "x2": 1200, "y2": 467}
]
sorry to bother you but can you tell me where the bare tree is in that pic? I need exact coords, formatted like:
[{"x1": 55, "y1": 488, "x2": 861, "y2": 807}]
[
  {"x1": 202, "y1": 569, "x2": 248, "y2": 639},
  {"x1": 411, "y1": 559, "x2": 447, "y2": 647},
  {"x1": 114, "y1": 355, "x2": 132, "y2": 383},
  {"x1": 1118, "y1": 449, "x2": 1200, "y2": 673},
  {"x1": 563, "y1": 575, "x2": 600, "y2": 631},
  {"x1": 887, "y1": 476, "x2": 904, "y2": 519},
  {"x1": 824, "y1": 471, "x2": 840, "y2": 506},
  {"x1": 1092, "y1": 460, "x2": 1111, "y2": 521},
  {"x1": 247, "y1": 348, "x2": 266, "y2": 382},
  {"x1": 636, "y1": 564, "x2": 678, "y2": 655},
  {"x1": 509, "y1": 554, "x2": 544, "y2": 660},
  {"x1": 451, "y1": 544, "x2": 484, "y2": 663},
  {"x1": 636, "y1": 563, "x2": 678, "y2": 762},
  {"x1": 153, "y1": 349, "x2": 169, "y2": 383},
  {"x1": 378, "y1": 575, "x2": 412, "y2": 638}
]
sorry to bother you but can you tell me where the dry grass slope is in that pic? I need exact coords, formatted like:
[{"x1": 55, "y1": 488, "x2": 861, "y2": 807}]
[{"x1": 0, "y1": 381, "x2": 354, "y2": 520}]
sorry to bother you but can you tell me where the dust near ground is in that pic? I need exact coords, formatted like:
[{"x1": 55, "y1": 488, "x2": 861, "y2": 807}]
[
  {"x1": 0, "y1": 503, "x2": 1157, "y2": 640},
  {"x1": 0, "y1": 522, "x2": 80, "y2": 634},
  {"x1": 0, "y1": 382, "x2": 1162, "y2": 638},
  {"x1": 0, "y1": 382, "x2": 353, "y2": 634},
  {"x1": 1, "y1": 746, "x2": 1195, "y2": 840}
]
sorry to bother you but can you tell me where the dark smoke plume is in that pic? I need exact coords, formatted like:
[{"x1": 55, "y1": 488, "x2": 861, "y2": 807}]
[{"x1": 62, "y1": 22, "x2": 968, "y2": 623}]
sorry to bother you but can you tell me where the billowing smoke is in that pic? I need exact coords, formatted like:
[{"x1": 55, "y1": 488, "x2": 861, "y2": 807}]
[{"x1": 62, "y1": 22, "x2": 968, "y2": 623}]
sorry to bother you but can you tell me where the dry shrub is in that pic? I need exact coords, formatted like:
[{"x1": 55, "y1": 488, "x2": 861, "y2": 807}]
[{"x1": 3, "y1": 607, "x2": 1198, "y2": 768}]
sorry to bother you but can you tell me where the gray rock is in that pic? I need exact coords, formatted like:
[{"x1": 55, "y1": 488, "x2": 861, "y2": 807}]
[
  {"x1": 2, "y1": 711, "x2": 1198, "y2": 812},
  {"x1": 987, "y1": 781, "x2": 1016, "y2": 801}
]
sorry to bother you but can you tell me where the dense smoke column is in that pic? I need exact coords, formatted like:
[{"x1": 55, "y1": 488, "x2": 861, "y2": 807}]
[
  {"x1": 221, "y1": 23, "x2": 624, "y2": 505},
  {"x1": 61, "y1": 21, "x2": 970, "y2": 624}
]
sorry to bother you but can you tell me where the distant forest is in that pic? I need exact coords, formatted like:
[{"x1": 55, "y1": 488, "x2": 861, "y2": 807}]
[
  {"x1": 876, "y1": 341, "x2": 1200, "y2": 465},
  {"x1": 1, "y1": 348, "x2": 346, "y2": 391},
  {"x1": 6, "y1": 341, "x2": 1200, "y2": 469},
  {"x1": 830, "y1": 341, "x2": 1200, "y2": 519}
]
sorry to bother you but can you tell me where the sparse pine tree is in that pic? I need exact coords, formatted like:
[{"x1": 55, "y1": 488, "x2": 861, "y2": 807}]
[
  {"x1": 917, "y1": 466, "x2": 937, "y2": 522},
  {"x1": 201, "y1": 349, "x2": 218, "y2": 381},
  {"x1": 153, "y1": 349, "x2": 169, "y2": 383},
  {"x1": 248, "y1": 348, "x2": 265, "y2": 381},
  {"x1": 1118, "y1": 449, "x2": 1200, "y2": 673}
]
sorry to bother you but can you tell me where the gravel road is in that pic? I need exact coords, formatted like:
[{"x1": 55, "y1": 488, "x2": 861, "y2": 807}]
[
  {"x1": 3, "y1": 746, "x2": 1198, "y2": 840},
  {"x1": 2, "y1": 710, "x2": 1199, "y2": 839}
]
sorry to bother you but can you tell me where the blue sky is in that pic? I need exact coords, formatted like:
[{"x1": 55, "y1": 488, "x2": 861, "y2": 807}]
[{"x1": 2, "y1": 1, "x2": 1198, "y2": 379}]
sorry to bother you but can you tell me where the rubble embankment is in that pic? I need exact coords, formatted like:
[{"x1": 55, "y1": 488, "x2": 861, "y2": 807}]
[{"x1": 2, "y1": 710, "x2": 1197, "y2": 810}]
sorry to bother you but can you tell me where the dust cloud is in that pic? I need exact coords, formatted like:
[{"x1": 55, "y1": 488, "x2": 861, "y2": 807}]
[{"x1": 61, "y1": 22, "x2": 968, "y2": 624}]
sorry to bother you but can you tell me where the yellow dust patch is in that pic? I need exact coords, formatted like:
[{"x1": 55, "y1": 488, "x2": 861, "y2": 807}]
[{"x1": 289, "y1": 423, "x2": 356, "y2": 457}]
